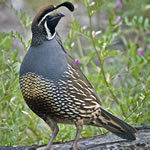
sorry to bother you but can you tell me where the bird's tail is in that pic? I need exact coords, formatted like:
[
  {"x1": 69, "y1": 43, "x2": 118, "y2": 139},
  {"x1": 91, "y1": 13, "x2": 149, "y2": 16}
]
[{"x1": 96, "y1": 108, "x2": 136, "y2": 140}]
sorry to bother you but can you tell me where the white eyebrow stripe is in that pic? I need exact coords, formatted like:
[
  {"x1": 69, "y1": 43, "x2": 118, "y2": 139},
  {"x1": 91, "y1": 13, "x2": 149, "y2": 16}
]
[{"x1": 38, "y1": 11, "x2": 53, "y2": 26}]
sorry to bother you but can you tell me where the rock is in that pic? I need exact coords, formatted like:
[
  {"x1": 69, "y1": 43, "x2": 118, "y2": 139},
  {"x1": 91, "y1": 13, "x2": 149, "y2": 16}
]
[{"x1": 0, "y1": 126, "x2": 150, "y2": 150}]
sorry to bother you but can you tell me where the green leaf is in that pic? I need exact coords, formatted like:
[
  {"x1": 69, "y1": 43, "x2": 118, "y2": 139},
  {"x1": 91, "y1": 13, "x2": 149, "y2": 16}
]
[{"x1": 0, "y1": 0, "x2": 5, "y2": 3}]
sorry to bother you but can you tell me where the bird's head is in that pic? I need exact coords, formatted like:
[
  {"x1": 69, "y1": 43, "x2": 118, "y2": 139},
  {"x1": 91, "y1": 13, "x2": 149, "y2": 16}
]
[{"x1": 31, "y1": 2, "x2": 74, "y2": 45}]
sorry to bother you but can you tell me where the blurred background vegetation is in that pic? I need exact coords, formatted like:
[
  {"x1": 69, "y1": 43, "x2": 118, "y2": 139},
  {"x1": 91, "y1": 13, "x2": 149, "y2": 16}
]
[{"x1": 0, "y1": 0, "x2": 150, "y2": 146}]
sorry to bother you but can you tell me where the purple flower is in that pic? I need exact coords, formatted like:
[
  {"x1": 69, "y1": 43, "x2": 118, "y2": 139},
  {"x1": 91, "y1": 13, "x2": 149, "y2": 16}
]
[
  {"x1": 116, "y1": 16, "x2": 122, "y2": 23},
  {"x1": 137, "y1": 48, "x2": 144, "y2": 56},
  {"x1": 116, "y1": 0, "x2": 123, "y2": 7},
  {"x1": 141, "y1": 84, "x2": 146, "y2": 89},
  {"x1": 75, "y1": 59, "x2": 80, "y2": 65},
  {"x1": 140, "y1": 72, "x2": 144, "y2": 77}
]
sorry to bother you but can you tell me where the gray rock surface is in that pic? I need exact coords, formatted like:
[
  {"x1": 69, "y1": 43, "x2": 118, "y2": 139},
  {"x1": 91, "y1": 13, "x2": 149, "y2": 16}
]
[{"x1": 0, "y1": 126, "x2": 150, "y2": 150}]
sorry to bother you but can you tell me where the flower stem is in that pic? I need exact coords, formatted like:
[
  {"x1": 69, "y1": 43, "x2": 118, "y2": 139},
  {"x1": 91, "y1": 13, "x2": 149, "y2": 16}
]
[{"x1": 88, "y1": 15, "x2": 126, "y2": 117}]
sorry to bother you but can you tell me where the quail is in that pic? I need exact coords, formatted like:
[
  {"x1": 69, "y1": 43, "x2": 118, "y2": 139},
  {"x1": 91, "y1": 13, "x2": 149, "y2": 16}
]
[{"x1": 19, "y1": 2, "x2": 136, "y2": 150}]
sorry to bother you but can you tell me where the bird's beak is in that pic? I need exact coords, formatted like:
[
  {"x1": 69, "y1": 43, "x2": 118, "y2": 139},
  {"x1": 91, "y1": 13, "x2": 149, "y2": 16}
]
[
  {"x1": 50, "y1": 13, "x2": 65, "y2": 21},
  {"x1": 46, "y1": 12, "x2": 65, "y2": 30},
  {"x1": 57, "y1": 13, "x2": 65, "y2": 18}
]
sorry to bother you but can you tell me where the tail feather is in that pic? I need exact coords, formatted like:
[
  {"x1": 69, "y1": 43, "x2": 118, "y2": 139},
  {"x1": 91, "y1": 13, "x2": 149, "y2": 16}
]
[{"x1": 97, "y1": 108, "x2": 136, "y2": 140}]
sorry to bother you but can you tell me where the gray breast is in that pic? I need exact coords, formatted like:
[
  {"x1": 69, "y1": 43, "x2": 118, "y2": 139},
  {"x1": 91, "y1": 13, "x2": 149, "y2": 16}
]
[{"x1": 19, "y1": 38, "x2": 68, "y2": 81}]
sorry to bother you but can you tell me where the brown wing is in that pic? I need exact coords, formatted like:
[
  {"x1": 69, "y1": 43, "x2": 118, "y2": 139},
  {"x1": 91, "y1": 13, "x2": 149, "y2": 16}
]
[{"x1": 64, "y1": 54, "x2": 101, "y2": 108}]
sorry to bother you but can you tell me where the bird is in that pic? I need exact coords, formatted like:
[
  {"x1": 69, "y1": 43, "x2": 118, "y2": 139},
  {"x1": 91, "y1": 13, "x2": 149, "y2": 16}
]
[{"x1": 19, "y1": 1, "x2": 136, "y2": 150}]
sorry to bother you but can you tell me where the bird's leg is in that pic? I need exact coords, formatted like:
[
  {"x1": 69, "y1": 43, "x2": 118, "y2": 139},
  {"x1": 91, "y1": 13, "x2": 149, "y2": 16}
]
[
  {"x1": 45, "y1": 118, "x2": 59, "y2": 150},
  {"x1": 70, "y1": 120, "x2": 83, "y2": 150}
]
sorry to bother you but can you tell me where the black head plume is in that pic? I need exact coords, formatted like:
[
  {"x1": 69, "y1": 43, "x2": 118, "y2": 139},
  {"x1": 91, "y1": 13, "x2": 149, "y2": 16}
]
[
  {"x1": 56, "y1": 2, "x2": 74, "y2": 12},
  {"x1": 33, "y1": 2, "x2": 74, "y2": 25},
  {"x1": 31, "y1": 2, "x2": 74, "y2": 45}
]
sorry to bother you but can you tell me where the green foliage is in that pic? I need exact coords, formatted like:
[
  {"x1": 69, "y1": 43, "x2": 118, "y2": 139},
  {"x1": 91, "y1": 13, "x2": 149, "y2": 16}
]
[
  {"x1": 12, "y1": 8, "x2": 32, "y2": 29},
  {"x1": 0, "y1": 0, "x2": 150, "y2": 146},
  {"x1": 0, "y1": 0, "x2": 5, "y2": 3}
]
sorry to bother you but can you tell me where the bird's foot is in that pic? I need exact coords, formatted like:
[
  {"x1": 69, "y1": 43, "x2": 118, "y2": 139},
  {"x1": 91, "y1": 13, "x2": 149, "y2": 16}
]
[{"x1": 44, "y1": 145, "x2": 52, "y2": 150}]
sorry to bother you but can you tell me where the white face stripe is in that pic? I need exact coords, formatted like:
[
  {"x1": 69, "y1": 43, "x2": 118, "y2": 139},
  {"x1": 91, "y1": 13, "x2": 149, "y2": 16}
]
[
  {"x1": 38, "y1": 8, "x2": 57, "y2": 26},
  {"x1": 38, "y1": 11, "x2": 53, "y2": 26},
  {"x1": 44, "y1": 21, "x2": 56, "y2": 40}
]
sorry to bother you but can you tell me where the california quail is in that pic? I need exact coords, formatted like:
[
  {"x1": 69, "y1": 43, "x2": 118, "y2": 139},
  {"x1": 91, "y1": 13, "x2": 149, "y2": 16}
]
[{"x1": 19, "y1": 2, "x2": 136, "y2": 150}]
